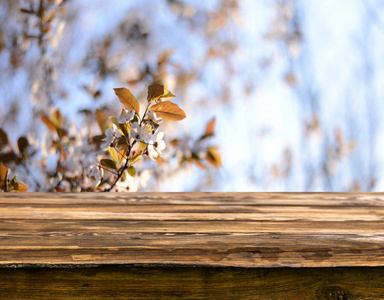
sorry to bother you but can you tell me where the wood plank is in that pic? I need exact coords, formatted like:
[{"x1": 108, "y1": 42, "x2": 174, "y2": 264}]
[
  {"x1": 1, "y1": 219, "x2": 383, "y2": 234},
  {"x1": 1, "y1": 266, "x2": 384, "y2": 299},
  {"x1": 1, "y1": 192, "x2": 384, "y2": 206},
  {"x1": 0, "y1": 193, "x2": 383, "y2": 268}
]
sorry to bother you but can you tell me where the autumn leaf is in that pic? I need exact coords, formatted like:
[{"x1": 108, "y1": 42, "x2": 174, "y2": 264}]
[
  {"x1": 121, "y1": 171, "x2": 127, "y2": 182},
  {"x1": 0, "y1": 152, "x2": 17, "y2": 164},
  {"x1": 114, "y1": 88, "x2": 140, "y2": 114},
  {"x1": 0, "y1": 129, "x2": 8, "y2": 144},
  {"x1": 109, "y1": 116, "x2": 120, "y2": 128},
  {"x1": 0, "y1": 162, "x2": 8, "y2": 182},
  {"x1": 0, "y1": 162, "x2": 8, "y2": 191},
  {"x1": 10, "y1": 182, "x2": 28, "y2": 192},
  {"x1": 139, "y1": 141, "x2": 147, "y2": 152},
  {"x1": 40, "y1": 112, "x2": 67, "y2": 139},
  {"x1": 109, "y1": 116, "x2": 129, "y2": 137},
  {"x1": 100, "y1": 159, "x2": 117, "y2": 170},
  {"x1": 206, "y1": 146, "x2": 222, "y2": 167},
  {"x1": 116, "y1": 144, "x2": 129, "y2": 167},
  {"x1": 147, "y1": 82, "x2": 164, "y2": 102},
  {"x1": 17, "y1": 136, "x2": 29, "y2": 156},
  {"x1": 193, "y1": 158, "x2": 208, "y2": 170},
  {"x1": 162, "y1": 83, "x2": 176, "y2": 100},
  {"x1": 116, "y1": 136, "x2": 128, "y2": 147},
  {"x1": 129, "y1": 155, "x2": 142, "y2": 165},
  {"x1": 0, "y1": 129, "x2": 8, "y2": 152},
  {"x1": 150, "y1": 101, "x2": 186, "y2": 121},
  {"x1": 95, "y1": 109, "x2": 108, "y2": 133},
  {"x1": 108, "y1": 147, "x2": 118, "y2": 163},
  {"x1": 17, "y1": 182, "x2": 28, "y2": 192},
  {"x1": 205, "y1": 118, "x2": 216, "y2": 136},
  {"x1": 56, "y1": 128, "x2": 68, "y2": 140},
  {"x1": 92, "y1": 135, "x2": 104, "y2": 145},
  {"x1": 199, "y1": 117, "x2": 216, "y2": 141},
  {"x1": 52, "y1": 109, "x2": 63, "y2": 128},
  {"x1": 127, "y1": 166, "x2": 136, "y2": 177},
  {"x1": 40, "y1": 114, "x2": 57, "y2": 131}
]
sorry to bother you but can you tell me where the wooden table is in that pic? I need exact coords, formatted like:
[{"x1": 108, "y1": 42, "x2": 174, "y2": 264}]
[{"x1": 0, "y1": 193, "x2": 383, "y2": 299}]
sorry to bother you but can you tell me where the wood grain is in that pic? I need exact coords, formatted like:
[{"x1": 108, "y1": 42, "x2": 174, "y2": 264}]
[
  {"x1": 1, "y1": 266, "x2": 384, "y2": 299},
  {"x1": 0, "y1": 192, "x2": 383, "y2": 268}
]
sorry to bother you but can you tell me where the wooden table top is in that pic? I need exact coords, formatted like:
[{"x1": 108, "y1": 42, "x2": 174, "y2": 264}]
[{"x1": 0, "y1": 192, "x2": 383, "y2": 268}]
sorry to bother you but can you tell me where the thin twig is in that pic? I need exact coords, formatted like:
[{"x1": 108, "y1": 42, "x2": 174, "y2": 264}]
[{"x1": 103, "y1": 141, "x2": 135, "y2": 192}]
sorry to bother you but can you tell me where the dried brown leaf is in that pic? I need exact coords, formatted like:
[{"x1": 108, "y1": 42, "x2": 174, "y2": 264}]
[
  {"x1": 40, "y1": 114, "x2": 57, "y2": 131},
  {"x1": 150, "y1": 101, "x2": 186, "y2": 121},
  {"x1": 95, "y1": 109, "x2": 108, "y2": 133},
  {"x1": 147, "y1": 82, "x2": 164, "y2": 102},
  {"x1": 205, "y1": 118, "x2": 215, "y2": 136},
  {"x1": 206, "y1": 146, "x2": 222, "y2": 167},
  {"x1": 0, "y1": 162, "x2": 8, "y2": 182},
  {"x1": 114, "y1": 88, "x2": 140, "y2": 114}
]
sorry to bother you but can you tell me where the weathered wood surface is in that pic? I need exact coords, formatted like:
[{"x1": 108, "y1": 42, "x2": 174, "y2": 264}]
[
  {"x1": 0, "y1": 192, "x2": 383, "y2": 268},
  {"x1": 1, "y1": 266, "x2": 384, "y2": 299}
]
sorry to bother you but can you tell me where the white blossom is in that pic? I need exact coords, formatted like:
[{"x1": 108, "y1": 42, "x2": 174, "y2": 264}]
[
  {"x1": 148, "y1": 132, "x2": 166, "y2": 160},
  {"x1": 130, "y1": 122, "x2": 151, "y2": 142},
  {"x1": 113, "y1": 124, "x2": 122, "y2": 138},
  {"x1": 86, "y1": 155, "x2": 103, "y2": 187},
  {"x1": 6, "y1": 168, "x2": 15, "y2": 180},
  {"x1": 117, "y1": 108, "x2": 135, "y2": 123},
  {"x1": 101, "y1": 127, "x2": 115, "y2": 150},
  {"x1": 148, "y1": 111, "x2": 163, "y2": 124},
  {"x1": 47, "y1": 173, "x2": 62, "y2": 190},
  {"x1": 89, "y1": 165, "x2": 103, "y2": 187}
]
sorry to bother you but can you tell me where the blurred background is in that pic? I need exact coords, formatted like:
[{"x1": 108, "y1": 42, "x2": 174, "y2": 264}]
[{"x1": 1, "y1": 0, "x2": 384, "y2": 192}]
